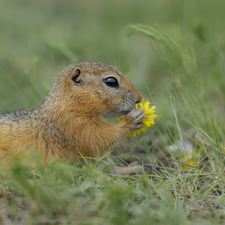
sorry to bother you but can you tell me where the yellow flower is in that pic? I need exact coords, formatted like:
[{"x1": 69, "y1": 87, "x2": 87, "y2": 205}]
[
  {"x1": 176, "y1": 148, "x2": 201, "y2": 170},
  {"x1": 118, "y1": 98, "x2": 157, "y2": 136}
]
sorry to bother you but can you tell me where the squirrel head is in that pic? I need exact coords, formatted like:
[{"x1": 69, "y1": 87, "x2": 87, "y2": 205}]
[{"x1": 47, "y1": 62, "x2": 142, "y2": 118}]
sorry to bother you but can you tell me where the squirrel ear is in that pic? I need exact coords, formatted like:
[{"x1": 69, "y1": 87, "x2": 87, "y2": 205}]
[{"x1": 71, "y1": 69, "x2": 82, "y2": 86}]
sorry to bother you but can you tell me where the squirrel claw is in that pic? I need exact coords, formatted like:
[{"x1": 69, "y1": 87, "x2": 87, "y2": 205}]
[{"x1": 125, "y1": 108, "x2": 146, "y2": 130}]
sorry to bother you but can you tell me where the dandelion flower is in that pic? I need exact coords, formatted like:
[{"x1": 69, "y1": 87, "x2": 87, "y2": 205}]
[{"x1": 118, "y1": 98, "x2": 157, "y2": 136}]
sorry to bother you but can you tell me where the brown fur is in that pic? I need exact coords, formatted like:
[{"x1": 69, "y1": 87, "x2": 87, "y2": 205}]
[{"x1": 0, "y1": 62, "x2": 143, "y2": 164}]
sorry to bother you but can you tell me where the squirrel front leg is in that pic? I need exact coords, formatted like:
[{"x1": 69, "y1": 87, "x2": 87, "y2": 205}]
[
  {"x1": 95, "y1": 108, "x2": 147, "y2": 175},
  {"x1": 107, "y1": 108, "x2": 156, "y2": 175},
  {"x1": 89, "y1": 108, "x2": 145, "y2": 158},
  {"x1": 97, "y1": 108, "x2": 145, "y2": 151},
  {"x1": 117, "y1": 108, "x2": 146, "y2": 133}
]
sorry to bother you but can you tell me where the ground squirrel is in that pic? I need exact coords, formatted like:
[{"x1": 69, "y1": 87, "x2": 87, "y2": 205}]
[{"x1": 0, "y1": 62, "x2": 146, "y2": 174}]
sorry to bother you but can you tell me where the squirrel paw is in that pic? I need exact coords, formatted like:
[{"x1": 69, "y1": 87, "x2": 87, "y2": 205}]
[{"x1": 125, "y1": 108, "x2": 146, "y2": 130}]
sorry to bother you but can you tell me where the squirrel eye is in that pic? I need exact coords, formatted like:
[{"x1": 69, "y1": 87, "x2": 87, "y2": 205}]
[
  {"x1": 71, "y1": 69, "x2": 81, "y2": 85},
  {"x1": 104, "y1": 77, "x2": 119, "y2": 88}
]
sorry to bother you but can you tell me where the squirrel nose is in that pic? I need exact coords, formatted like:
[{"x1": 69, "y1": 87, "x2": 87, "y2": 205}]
[
  {"x1": 136, "y1": 94, "x2": 142, "y2": 104},
  {"x1": 127, "y1": 90, "x2": 143, "y2": 104}
]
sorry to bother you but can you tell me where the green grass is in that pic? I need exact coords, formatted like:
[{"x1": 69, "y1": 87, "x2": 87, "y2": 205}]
[
  {"x1": 0, "y1": 157, "x2": 225, "y2": 224},
  {"x1": 1, "y1": 0, "x2": 225, "y2": 224}
]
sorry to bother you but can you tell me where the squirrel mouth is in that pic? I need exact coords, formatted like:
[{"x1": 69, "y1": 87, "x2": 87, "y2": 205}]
[
  {"x1": 119, "y1": 110, "x2": 130, "y2": 116},
  {"x1": 103, "y1": 110, "x2": 131, "y2": 118}
]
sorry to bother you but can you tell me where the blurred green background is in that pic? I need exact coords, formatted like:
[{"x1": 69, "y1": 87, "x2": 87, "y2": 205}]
[
  {"x1": 1, "y1": 2, "x2": 225, "y2": 223},
  {"x1": 0, "y1": 0, "x2": 225, "y2": 137},
  {"x1": 0, "y1": 0, "x2": 225, "y2": 225}
]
